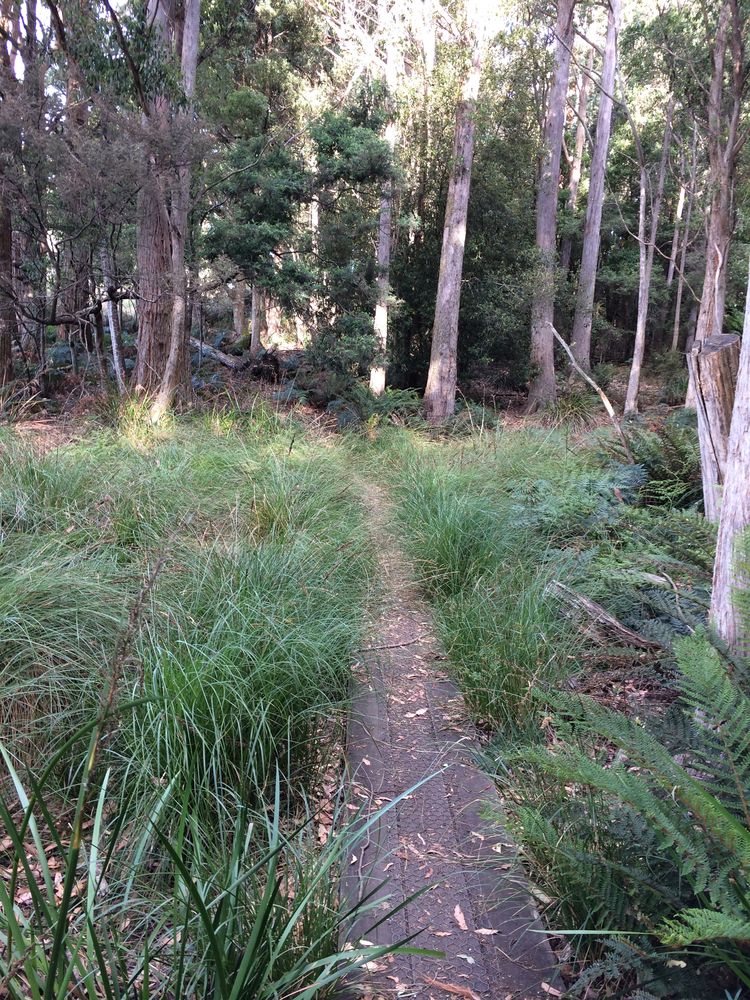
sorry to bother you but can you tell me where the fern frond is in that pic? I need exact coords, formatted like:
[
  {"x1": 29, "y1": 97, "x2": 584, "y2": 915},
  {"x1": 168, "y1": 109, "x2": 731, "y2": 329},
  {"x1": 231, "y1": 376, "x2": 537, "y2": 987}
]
[{"x1": 657, "y1": 908, "x2": 750, "y2": 947}]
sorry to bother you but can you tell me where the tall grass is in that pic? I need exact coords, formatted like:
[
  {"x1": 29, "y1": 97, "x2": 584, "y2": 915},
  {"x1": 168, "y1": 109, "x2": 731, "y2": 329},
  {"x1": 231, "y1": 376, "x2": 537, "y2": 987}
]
[
  {"x1": 0, "y1": 408, "x2": 385, "y2": 995},
  {"x1": 373, "y1": 428, "x2": 584, "y2": 731}
]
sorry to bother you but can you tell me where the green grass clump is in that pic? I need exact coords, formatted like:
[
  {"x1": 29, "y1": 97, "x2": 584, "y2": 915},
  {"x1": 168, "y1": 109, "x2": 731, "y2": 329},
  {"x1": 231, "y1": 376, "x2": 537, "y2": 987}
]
[
  {"x1": 0, "y1": 407, "x2": 382, "y2": 996},
  {"x1": 378, "y1": 429, "x2": 584, "y2": 731}
]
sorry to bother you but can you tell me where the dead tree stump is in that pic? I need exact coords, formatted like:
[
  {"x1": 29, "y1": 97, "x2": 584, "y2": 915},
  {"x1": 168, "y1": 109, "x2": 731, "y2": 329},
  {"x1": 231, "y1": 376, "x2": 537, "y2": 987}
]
[{"x1": 687, "y1": 333, "x2": 740, "y2": 522}]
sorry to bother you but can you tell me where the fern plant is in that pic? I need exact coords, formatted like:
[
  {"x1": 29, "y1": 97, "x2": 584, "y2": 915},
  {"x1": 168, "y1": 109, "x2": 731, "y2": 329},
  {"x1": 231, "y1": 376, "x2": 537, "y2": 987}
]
[{"x1": 497, "y1": 619, "x2": 750, "y2": 992}]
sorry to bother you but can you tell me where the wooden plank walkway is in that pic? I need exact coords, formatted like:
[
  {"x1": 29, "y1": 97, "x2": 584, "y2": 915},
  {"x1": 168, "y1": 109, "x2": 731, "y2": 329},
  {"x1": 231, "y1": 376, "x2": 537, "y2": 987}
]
[{"x1": 341, "y1": 483, "x2": 558, "y2": 1000}]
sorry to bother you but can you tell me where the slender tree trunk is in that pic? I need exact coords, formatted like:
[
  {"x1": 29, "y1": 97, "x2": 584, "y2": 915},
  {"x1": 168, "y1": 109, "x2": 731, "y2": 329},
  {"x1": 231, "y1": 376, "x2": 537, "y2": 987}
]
[
  {"x1": 250, "y1": 284, "x2": 263, "y2": 357},
  {"x1": 526, "y1": 0, "x2": 576, "y2": 411},
  {"x1": 99, "y1": 245, "x2": 126, "y2": 395},
  {"x1": 710, "y1": 254, "x2": 750, "y2": 653},
  {"x1": 624, "y1": 99, "x2": 673, "y2": 414},
  {"x1": 693, "y1": 0, "x2": 741, "y2": 352},
  {"x1": 370, "y1": 3, "x2": 398, "y2": 395},
  {"x1": 671, "y1": 125, "x2": 698, "y2": 352},
  {"x1": 423, "y1": 5, "x2": 484, "y2": 422},
  {"x1": 568, "y1": 0, "x2": 618, "y2": 374},
  {"x1": 0, "y1": 202, "x2": 15, "y2": 386},
  {"x1": 233, "y1": 277, "x2": 246, "y2": 342},
  {"x1": 151, "y1": 0, "x2": 201, "y2": 418},
  {"x1": 560, "y1": 46, "x2": 593, "y2": 276}
]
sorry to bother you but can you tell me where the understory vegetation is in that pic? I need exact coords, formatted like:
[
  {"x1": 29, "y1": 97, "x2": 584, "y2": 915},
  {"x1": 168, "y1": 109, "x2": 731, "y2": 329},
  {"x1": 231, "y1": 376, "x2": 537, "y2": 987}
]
[
  {"x1": 0, "y1": 402, "x2": 405, "y2": 998},
  {"x1": 375, "y1": 420, "x2": 750, "y2": 998}
]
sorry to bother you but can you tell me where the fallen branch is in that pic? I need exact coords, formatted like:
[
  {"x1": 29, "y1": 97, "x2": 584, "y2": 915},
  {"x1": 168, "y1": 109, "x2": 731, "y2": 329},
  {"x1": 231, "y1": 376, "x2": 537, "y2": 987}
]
[
  {"x1": 358, "y1": 634, "x2": 426, "y2": 652},
  {"x1": 548, "y1": 580, "x2": 660, "y2": 650},
  {"x1": 189, "y1": 336, "x2": 248, "y2": 371},
  {"x1": 550, "y1": 324, "x2": 635, "y2": 463}
]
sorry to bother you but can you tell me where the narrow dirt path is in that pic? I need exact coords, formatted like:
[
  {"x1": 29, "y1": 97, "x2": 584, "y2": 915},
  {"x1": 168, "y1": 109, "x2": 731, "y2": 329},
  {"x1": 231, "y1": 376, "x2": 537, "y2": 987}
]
[{"x1": 342, "y1": 482, "x2": 557, "y2": 1000}]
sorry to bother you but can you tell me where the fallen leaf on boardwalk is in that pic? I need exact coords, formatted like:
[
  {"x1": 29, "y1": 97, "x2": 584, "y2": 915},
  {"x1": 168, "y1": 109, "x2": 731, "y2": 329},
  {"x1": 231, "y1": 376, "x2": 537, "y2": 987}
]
[
  {"x1": 404, "y1": 708, "x2": 428, "y2": 718},
  {"x1": 423, "y1": 977, "x2": 480, "y2": 1000},
  {"x1": 457, "y1": 954, "x2": 475, "y2": 965},
  {"x1": 474, "y1": 928, "x2": 498, "y2": 936},
  {"x1": 453, "y1": 904, "x2": 468, "y2": 931},
  {"x1": 434, "y1": 931, "x2": 452, "y2": 937},
  {"x1": 541, "y1": 984, "x2": 563, "y2": 997}
]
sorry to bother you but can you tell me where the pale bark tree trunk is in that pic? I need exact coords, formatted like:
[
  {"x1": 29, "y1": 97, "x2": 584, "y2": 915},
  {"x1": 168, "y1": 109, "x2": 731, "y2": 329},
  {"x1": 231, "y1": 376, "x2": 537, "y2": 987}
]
[
  {"x1": 568, "y1": 0, "x2": 618, "y2": 374},
  {"x1": 250, "y1": 283, "x2": 264, "y2": 357},
  {"x1": 526, "y1": 0, "x2": 576, "y2": 411},
  {"x1": 692, "y1": 0, "x2": 743, "y2": 353},
  {"x1": 369, "y1": 5, "x2": 399, "y2": 396},
  {"x1": 423, "y1": 3, "x2": 484, "y2": 422},
  {"x1": 665, "y1": 160, "x2": 686, "y2": 292},
  {"x1": 687, "y1": 333, "x2": 740, "y2": 522},
  {"x1": 710, "y1": 254, "x2": 750, "y2": 653},
  {"x1": 369, "y1": 167, "x2": 394, "y2": 394},
  {"x1": 233, "y1": 277, "x2": 246, "y2": 342},
  {"x1": 624, "y1": 99, "x2": 673, "y2": 414},
  {"x1": 99, "y1": 245, "x2": 126, "y2": 395},
  {"x1": 559, "y1": 46, "x2": 593, "y2": 276},
  {"x1": 671, "y1": 126, "x2": 698, "y2": 351},
  {"x1": 151, "y1": 0, "x2": 200, "y2": 418}
]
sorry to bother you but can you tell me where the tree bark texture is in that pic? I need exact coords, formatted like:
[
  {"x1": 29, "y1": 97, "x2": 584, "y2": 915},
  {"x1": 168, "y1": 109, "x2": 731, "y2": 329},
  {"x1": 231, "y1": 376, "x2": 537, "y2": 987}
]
[
  {"x1": 0, "y1": 201, "x2": 15, "y2": 385},
  {"x1": 671, "y1": 124, "x2": 698, "y2": 351},
  {"x1": 568, "y1": 0, "x2": 618, "y2": 374},
  {"x1": 526, "y1": 0, "x2": 576, "y2": 411},
  {"x1": 687, "y1": 333, "x2": 740, "y2": 523},
  {"x1": 693, "y1": 0, "x2": 744, "y2": 350},
  {"x1": 559, "y1": 45, "x2": 593, "y2": 276},
  {"x1": 151, "y1": 0, "x2": 201, "y2": 417},
  {"x1": 370, "y1": 0, "x2": 398, "y2": 395},
  {"x1": 423, "y1": 4, "x2": 483, "y2": 422},
  {"x1": 233, "y1": 277, "x2": 246, "y2": 343},
  {"x1": 710, "y1": 255, "x2": 750, "y2": 654},
  {"x1": 100, "y1": 245, "x2": 126, "y2": 395},
  {"x1": 624, "y1": 98, "x2": 673, "y2": 414}
]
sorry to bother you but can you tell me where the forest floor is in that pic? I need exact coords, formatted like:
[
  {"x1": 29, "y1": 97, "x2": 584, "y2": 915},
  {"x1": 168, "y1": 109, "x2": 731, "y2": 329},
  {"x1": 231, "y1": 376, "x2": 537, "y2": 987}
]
[{"x1": 342, "y1": 481, "x2": 558, "y2": 1000}]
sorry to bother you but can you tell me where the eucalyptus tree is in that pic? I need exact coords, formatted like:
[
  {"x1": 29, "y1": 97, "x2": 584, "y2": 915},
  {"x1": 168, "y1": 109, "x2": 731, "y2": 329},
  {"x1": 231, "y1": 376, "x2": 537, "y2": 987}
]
[
  {"x1": 569, "y1": 0, "x2": 618, "y2": 375},
  {"x1": 423, "y1": 0, "x2": 491, "y2": 421},
  {"x1": 526, "y1": 0, "x2": 576, "y2": 412}
]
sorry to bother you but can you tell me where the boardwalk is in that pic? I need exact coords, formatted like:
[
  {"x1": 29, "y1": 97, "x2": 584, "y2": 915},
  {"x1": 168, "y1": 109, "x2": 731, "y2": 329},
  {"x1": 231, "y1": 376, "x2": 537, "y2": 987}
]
[{"x1": 342, "y1": 483, "x2": 558, "y2": 1000}]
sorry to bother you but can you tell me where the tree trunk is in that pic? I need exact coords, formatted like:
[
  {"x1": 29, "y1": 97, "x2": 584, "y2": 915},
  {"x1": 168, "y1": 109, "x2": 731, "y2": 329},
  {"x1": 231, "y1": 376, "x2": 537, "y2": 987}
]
[
  {"x1": 133, "y1": 170, "x2": 172, "y2": 393},
  {"x1": 0, "y1": 201, "x2": 15, "y2": 385},
  {"x1": 710, "y1": 255, "x2": 750, "y2": 653},
  {"x1": 624, "y1": 99, "x2": 673, "y2": 414},
  {"x1": 568, "y1": 0, "x2": 618, "y2": 374},
  {"x1": 693, "y1": 0, "x2": 741, "y2": 352},
  {"x1": 369, "y1": 173, "x2": 393, "y2": 395},
  {"x1": 687, "y1": 333, "x2": 740, "y2": 523},
  {"x1": 671, "y1": 124, "x2": 698, "y2": 351},
  {"x1": 423, "y1": 6, "x2": 484, "y2": 422},
  {"x1": 559, "y1": 46, "x2": 593, "y2": 276},
  {"x1": 370, "y1": 0, "x2": 398, "y2": 395},
  {"x1": 250, "y1": 283, "x2": 263, "y2": 357},
  {"x1": 526, "y1": 0, "x2": 576, "y2": 411},
  {"x1": 151, "y1": 0, "x2": 201, "y2": 418},
  {"x1": 233, "y1": 277, "x2": 246, "y2": 343},
  {"x1": 99, "y1": 245, "x2": 126, "y2": 395}
]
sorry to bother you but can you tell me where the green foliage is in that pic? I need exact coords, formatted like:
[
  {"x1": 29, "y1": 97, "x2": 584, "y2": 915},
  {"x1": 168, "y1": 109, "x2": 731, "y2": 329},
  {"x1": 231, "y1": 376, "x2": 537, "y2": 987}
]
[
  {"x1": 543, "y1": 389, "x2": 599, "y2": 429},
  {"x1": 601, "y1": 413, "x2": 703, "y2": 509},
  {"x1": 0, "y1": 741, "x2": 415, "y2": 999},
  {"x1": 382, "y1": 431, "x2": 584, "y2": 730},
  {"x1": 0, "y1": 412, "x2": 407, "y2": 998},
  {"x1": 651, "y1": 352, "x2": 690, "y2": 406},
  {"x1": 491, "y1": 598, "x2": 750, "y2": 993}
]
